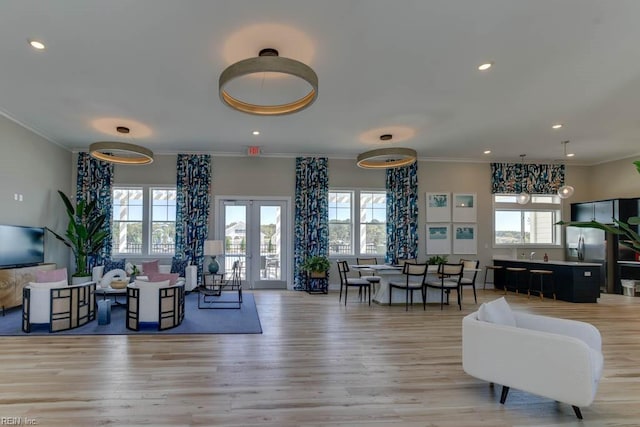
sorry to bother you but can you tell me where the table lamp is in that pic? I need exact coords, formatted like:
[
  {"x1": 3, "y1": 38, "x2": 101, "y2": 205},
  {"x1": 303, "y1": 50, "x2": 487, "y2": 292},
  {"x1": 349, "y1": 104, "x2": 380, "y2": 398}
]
[{"x1": 204, "y1": 240, "x2": 224, "y2": 274}]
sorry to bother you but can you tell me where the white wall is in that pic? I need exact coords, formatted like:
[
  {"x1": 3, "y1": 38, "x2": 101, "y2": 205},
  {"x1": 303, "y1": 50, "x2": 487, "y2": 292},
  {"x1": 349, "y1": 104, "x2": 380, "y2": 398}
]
[
  {"x1": 0, "y1": 115, "x2": 72, "y2": 270},
  {"x1": 587, "y1": 157, "x2": 640, "y2": 200}
]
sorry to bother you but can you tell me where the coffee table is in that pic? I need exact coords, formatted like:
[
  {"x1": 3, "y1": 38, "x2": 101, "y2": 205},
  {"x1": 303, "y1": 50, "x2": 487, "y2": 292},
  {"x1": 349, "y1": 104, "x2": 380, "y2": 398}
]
[{"x1": 95, "y1": 286, "x2": 127, "y2": 306}]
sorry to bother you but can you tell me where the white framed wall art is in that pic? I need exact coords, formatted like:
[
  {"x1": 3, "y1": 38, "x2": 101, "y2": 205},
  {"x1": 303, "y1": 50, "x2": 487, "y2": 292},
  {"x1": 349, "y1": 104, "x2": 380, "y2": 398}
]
[
  {"x1": 453, "y1": 223, "x2": 477, "y2": 254},
  {"x1": 426, "y1": 192, "x2": 451, "y2": 222},
  {"x1": 452, "y1": 193, "x2": 477, "y2": 222},
  {"x1": 426, "y1": 223, "x2": 451, "y2": 255}
]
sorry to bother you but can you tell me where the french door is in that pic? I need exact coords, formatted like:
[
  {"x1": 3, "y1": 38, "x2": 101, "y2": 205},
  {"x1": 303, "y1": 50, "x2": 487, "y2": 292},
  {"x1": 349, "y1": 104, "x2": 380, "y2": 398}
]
[{"x1": 216, "y1": 198, "x2": 289, "y2": 289}]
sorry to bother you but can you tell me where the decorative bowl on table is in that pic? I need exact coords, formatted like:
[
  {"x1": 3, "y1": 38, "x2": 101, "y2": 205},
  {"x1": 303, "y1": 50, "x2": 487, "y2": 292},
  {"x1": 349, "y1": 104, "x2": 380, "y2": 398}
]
[{"x1": 110, "y1": 280, "x2": 128, "y2": 289}]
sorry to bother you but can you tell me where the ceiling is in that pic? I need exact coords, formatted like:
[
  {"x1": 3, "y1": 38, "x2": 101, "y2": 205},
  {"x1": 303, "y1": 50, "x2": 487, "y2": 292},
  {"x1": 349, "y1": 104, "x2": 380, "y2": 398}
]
[{"x1": 2, "y1": 0, "x2": 640, "y2": 165}]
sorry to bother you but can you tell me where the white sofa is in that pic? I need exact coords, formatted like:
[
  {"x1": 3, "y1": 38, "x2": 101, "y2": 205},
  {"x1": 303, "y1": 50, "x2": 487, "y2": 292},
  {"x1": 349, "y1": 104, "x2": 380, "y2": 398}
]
[
  {"x1": 92, "y1": 263, "x2": 197, "y2": 291},
  {"x1": 462, "y1": 297, "x2": 603, "y2": 420}
]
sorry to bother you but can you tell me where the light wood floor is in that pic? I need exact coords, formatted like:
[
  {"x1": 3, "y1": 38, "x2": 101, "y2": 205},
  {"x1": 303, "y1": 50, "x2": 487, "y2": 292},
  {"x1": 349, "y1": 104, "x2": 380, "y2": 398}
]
[{"x1": 2, "y1": 289, "x2": 640, "y2": 426}]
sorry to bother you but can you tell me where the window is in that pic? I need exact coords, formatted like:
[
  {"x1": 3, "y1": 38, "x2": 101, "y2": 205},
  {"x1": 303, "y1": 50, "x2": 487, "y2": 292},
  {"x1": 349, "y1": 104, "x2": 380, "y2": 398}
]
[
  {"x1": 150, "y1": 189, "x2": 177, "y2": 254},
  {"x1": 329, "y1": 191, "x2": 352, "y2": 255},
  {"x1": 112, "y1": 186, "x2": 176, "y2": 256},
  {"x1": 359, "y1": 191, "x2": 387, "y2": 255},
  {"x1": 329, "y1": 190, "x2": 387, "y2": 256},
  {"x1": 493, "y1": 194, "x2": 562, "y2": 246}
]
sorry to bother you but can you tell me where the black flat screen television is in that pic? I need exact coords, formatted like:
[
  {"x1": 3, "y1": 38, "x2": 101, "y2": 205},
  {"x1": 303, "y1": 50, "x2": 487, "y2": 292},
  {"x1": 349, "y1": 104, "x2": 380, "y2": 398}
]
[{"x1": 0, "y1": 225, "x2": 45, "y2": 268}]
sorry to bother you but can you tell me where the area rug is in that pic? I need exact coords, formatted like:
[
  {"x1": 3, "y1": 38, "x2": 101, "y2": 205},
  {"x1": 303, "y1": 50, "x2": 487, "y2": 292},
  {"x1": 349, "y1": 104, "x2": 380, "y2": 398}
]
[{"x1": 0, "y1": 292, "x2": 262, "y2": 336}]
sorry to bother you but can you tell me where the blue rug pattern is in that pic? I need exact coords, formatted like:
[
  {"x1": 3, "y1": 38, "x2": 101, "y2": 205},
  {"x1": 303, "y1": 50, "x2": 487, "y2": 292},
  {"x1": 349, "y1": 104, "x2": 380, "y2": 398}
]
[{"x1": 0, "y1": 292, "x2": 262, "y2": 336}]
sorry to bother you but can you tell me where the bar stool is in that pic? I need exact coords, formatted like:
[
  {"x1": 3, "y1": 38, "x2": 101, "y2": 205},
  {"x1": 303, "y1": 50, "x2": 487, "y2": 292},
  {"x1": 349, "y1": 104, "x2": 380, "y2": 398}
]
[
  {"x1": 505, "y1": 267, "x2": 527, "y2": 295},
  {"x1": 528, "y1": 269, "x2": 556, "y2": 300},
  {"x1": 483, "y1": 265, "x2": 503, "y2": 290}
]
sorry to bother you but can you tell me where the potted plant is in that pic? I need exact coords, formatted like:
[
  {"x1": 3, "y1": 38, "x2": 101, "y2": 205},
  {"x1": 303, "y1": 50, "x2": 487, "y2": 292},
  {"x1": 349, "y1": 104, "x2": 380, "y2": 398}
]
[
  {"x1": 46, "y1": 191, "x2": 108, "y2": 283},
  {"x1": 557, "y1": 161, "x2": 640, "y2": 256},
  {"x1": 427, "y1": 255, "x2": 448, "y2": 265},
  {"x1": 302, "y1": 255, "x2": 331, "y2": 278}
]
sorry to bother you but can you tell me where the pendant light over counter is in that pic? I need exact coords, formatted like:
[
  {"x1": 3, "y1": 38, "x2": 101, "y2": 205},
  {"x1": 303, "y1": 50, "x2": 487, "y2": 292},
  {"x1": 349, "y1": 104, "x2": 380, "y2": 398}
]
[{"x1": 558, "y1": 140, "x2": 575, "y2": 199}]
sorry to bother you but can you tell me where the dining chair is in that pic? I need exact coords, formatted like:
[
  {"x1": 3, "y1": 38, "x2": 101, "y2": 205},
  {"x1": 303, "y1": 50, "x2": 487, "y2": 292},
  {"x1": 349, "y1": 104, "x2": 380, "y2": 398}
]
[
  {"x1": 388, "y1": 262, "x2": 428, "y2": 311},
  {"x1": 356, "y1": 257, "x2": 381, "y2": 294},
  {"x1": 396, "y1": 258, "x2": 417, "y2": 267},
  {"x1": 460, "y1": 259, "x2": 480, "y2": 303},
  {"x1": 424, "y1": 262, "x2": 464, "y2": 310},
  {"x1": 336, "y1": 260, "x2": 371, "y2": 306}
]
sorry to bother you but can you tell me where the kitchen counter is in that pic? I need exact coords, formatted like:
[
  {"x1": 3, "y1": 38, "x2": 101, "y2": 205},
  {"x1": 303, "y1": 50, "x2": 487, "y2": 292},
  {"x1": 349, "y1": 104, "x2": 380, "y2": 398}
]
[
  {"x1": 492, "y1": 258, "x2": 603, "y2": 303},
  {"x1": 493, "y1": 257, "x2": 602, "y2": 267}
]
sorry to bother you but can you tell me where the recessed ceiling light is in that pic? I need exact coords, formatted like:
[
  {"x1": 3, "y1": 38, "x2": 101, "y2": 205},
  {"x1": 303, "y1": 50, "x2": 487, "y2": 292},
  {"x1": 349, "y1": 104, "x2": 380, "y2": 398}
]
[
  {"x1": 252, "y1": 131, "x2": 260, "y2": 135},
  {"x1": 28, "y1": 39, "x2": 45, "y2": 50},
  {"x1": 566, "y1": 153, "x2": 575, "y2": 157},
  {"x1": 478, "y1": 62, "x2": 493, "y2": 71},
  {"x1": 552, "y1": 124, "x2": 563, "y2": 129},
  {"x1": 483, "y1": 150, "x2": 491, "y2": 154}
]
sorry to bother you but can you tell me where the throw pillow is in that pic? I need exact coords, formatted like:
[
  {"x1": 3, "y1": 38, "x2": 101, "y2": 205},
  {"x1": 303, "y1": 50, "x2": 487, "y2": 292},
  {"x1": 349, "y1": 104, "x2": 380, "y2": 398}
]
[
  {"x1": 147, "y1": 272, "x2": 180, "y2": 286},
  {"x1": 28, "y1": 279, "x2": 68, "y2": 290},
  {"x1": 36, "y1": 268, "x2": 68, "y2": 283},
  {"x1": 170, "y1": 256, "x2": 190, "y2": 277},
  {"x1": 477, "y1": 297, "x2": 516, "y2": 327},
  {"x1": 142, "y1": 260, "x2": 160, "y2": 275},
  {"x1": 104, "y1": 258, "x2": 126, "y2": 274}
]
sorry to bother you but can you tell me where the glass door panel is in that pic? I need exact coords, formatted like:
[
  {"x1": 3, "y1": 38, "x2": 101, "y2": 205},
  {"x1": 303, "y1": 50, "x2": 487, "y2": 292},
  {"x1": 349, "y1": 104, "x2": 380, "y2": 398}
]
[
  {"x1": 223, "y1": 203, "x2": 247, "y2": 282},
  {"x1": 220, "y1": 199, "x2": 288, "y2": 289}
]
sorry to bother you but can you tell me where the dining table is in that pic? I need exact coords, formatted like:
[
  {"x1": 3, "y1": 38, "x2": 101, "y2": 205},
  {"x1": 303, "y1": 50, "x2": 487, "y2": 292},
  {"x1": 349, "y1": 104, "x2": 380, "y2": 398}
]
[{"x1": 351, "y1": 264, "x2": 446, "y2": 305}]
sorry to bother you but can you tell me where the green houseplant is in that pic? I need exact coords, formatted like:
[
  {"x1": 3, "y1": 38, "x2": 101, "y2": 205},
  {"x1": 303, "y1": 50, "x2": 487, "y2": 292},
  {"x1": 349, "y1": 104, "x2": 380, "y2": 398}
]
[
  {"x1": 427, "y1": 255, "x2": 448, "y2": 265},
  {"x1": 302, "y1": 255, "x2": 331, "y2": 277},
  {"x1": 557, "y1": 160, "x2": 640, "y2": 256},
  {"x1": 46, "y1": 190, "x2": 108, "y2": 278}
]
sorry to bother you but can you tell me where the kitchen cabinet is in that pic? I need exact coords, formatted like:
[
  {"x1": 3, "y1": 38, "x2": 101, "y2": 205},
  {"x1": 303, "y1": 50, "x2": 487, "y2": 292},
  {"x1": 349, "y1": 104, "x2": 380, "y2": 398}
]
[{"x1": 571, "y1": 198, "x2": 639, "y2": 224}]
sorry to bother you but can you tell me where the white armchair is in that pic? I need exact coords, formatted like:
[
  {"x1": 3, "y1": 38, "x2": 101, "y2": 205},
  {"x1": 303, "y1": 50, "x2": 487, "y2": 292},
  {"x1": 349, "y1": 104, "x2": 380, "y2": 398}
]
[
  {"x1": 22, "y1": 280, "x2": 96, "y2": 332},
  {"x1": 462, "y1": 297, "x2": 603, "y2": 420},
  {"x1": 92, "y1": 263, "x2": 197, "y2": 291},
  {"x1": 126, "y1": 280, "x2": 185, "y2": 331}
]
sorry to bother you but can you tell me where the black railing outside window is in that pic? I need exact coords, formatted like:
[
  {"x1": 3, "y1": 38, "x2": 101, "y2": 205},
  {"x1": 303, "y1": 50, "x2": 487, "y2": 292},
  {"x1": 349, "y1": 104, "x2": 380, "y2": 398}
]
[{"x1": 113, "y1": 243, "x2": 175, "y2": 254}]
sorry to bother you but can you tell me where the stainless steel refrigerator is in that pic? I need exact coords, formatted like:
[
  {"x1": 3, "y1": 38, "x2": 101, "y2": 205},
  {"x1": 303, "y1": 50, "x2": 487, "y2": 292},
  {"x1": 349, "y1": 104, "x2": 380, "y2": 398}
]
[{"x1": 565, "y1": 226, "x2": 611, "y2": 292}]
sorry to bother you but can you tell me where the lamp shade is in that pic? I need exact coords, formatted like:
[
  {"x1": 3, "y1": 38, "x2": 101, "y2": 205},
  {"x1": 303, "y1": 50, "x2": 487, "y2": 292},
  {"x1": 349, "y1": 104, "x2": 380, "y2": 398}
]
[
  {"x1": 558, "y1": 185, "x2": 575, "y2": 199},
  {"x1": 204, "y1": 240, "x2": 224, "y2": 256},
  {"x1": 516, "y1": 192, "x2": 531, "y2": 205}
]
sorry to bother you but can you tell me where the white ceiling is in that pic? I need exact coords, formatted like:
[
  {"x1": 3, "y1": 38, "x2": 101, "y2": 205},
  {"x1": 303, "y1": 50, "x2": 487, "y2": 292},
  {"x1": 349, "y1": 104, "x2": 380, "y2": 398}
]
[{"x1": 2, "y1": 0, "x2": 640, "y2": 165}]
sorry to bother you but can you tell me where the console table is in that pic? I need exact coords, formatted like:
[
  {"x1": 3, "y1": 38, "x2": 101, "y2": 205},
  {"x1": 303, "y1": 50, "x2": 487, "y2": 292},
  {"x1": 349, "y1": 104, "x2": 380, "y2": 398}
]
[{"x1": 0, "y1": 263, "x2": 56, "y2": 313}]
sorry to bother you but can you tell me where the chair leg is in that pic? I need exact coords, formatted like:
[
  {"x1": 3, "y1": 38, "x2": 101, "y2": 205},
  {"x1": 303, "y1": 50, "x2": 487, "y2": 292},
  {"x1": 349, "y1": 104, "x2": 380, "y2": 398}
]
[
  {"x1": 422, "y1": 286, "x2": 426, "y2": 310},
  {"x1": 472, "y1": 284, "x2": 477, "y2": 303},
  {"x1": 500, "y1": 386, "x2": 510, "y2": 404},
  {"x1": 572, "y1": 406, "x2": 583, "y2": 420},
  {"x1": 368, "y1": 285, "x2": 371, "y2": 306},
  {"x1": 339, "y1": 283, "x2": 342, "y2": 302},
  {"x1": 440, "y1": 288, "x2": 444, "y2": 310},
  {"x1": 344, "y1": 286, "x2": 348, "y2": 306},
  {"x1": 456, "y1": 287, "x2": 461, "y2": 310}
]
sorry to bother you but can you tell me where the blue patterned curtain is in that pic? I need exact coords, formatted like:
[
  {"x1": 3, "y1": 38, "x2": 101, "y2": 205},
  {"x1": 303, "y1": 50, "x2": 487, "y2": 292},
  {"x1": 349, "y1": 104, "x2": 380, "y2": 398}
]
[
  {"x1": 385, "y1": 163, "x2": 419, "y2": 264},
  {"x1": 491, "y1": 163, "x2": 565, "y2": 194},
  {"x1": 175, "y1": 154, "x2": 211, "y2": 283},
  {"x1": 294, "y1": 157, "x2": 329, "y2": 290},
  {"x1": 76, "y1": 152, "x2": 113, "y2": 269}
]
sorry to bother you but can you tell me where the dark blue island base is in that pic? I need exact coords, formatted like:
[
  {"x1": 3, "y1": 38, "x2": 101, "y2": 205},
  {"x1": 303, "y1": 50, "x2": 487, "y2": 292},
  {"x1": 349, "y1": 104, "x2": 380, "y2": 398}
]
[{"x1": 493, "y1": 259, "x2": 602, "y2": 303}]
